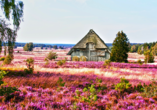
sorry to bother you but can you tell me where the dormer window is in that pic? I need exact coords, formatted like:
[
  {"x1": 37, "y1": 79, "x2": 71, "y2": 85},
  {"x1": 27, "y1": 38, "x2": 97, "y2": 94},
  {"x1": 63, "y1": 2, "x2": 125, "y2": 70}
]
[{"x1": 86, "y1": 42, "x2": 95, "y2": 50}]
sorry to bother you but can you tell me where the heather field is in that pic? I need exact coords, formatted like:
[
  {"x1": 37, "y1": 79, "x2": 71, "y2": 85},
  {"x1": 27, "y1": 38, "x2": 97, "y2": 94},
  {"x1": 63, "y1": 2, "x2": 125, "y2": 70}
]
[{"x1": 1, "y1": 49, "x2": 157, "y2": 109}]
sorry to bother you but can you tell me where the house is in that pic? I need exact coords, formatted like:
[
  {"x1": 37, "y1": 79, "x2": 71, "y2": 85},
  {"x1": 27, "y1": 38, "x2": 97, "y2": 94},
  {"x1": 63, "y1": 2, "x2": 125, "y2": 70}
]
[{"x1": 67, "y1": 29, "x2": 111, "y2": 61}]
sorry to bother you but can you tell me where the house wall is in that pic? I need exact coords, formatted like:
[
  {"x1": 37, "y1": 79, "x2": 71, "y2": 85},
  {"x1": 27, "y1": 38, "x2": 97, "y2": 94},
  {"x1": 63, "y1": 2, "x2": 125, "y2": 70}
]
[
  {"x1": 105, "y1": 52, "x2": 110, "y2": 59},
  {"x1": 71, "y1": 49, "x2": 110, "y2": 61}
]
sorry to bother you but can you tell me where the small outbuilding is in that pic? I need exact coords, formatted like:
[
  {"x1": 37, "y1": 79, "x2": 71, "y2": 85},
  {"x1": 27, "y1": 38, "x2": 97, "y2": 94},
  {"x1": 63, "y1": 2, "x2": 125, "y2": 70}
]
[{"x1": 67, "y1": 29, "x2": 111, "y2": 61}]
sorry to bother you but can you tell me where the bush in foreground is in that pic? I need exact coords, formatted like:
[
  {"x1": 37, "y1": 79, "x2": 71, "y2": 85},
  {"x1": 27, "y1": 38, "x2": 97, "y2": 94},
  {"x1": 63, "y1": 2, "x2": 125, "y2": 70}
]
[
  {"x1": 24, "y1": 57, "x2": 34, "y2": 74},
  {"x1": 142, "y1": 80, "x2": 157, "y2": 98},
  {"x1": 0, "y1": 57, "x2": 5, "y2": 61},
  {"x1": 0, "y1": 69, "x2": 20, "y2": 101},
  {"x1": 115, "y1": 77, "x2": 131, "y2": 92},
  {"x1": 3, "y1": 55, "x2": 12, "y2": 65}
]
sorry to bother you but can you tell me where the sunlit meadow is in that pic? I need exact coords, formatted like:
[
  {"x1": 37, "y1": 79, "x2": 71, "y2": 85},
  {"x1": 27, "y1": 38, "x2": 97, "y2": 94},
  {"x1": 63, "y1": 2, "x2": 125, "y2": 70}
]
[{"x1": 1, "y1": 48, "x2": 157, "y2": 109}]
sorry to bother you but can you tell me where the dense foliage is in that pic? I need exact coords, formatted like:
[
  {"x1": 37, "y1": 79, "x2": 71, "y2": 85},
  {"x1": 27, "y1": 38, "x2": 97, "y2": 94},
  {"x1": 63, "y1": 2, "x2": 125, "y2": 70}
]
[
  {"x1": 46, "y1": 51, "x2": 57, "y2": 60},
  {"x1": 144, "y1": 50, "x2": 154, "y2": 63},
  {"x1": 0, "y1": 69, "x2": 20, "y2": 102},
  {"x1": 130, "y1": 42, "x2": 157, "y2": 56},
  {"x1": 23, "y1": 42, "x2": 33, "y2": 51},
  {"x1": 0, "y1": 57, "x2": 5, "y2": 61},
  {"x1": 115, "y1": 77, "x2": 131, "y2": 92},
  {"x1": 151, "y1": 43, "x2": 157, "y2": 56},
  {"x1": 24, "y1": 57, "x2": 34, "y2": 74},
  {"x1": 0, "y1": 19, "x2": 16, "y2": 58},
  {"x1": 0, "y1": 0, "x2": 24, "y2": 30},
  {"x1": 130, "y1": 45, "x2": 138, "y2": 52},
  {"x1": 110, "y1": 31, "x2": 130, "y2": 62},
  {"x1": 3, "y1": 55, "x2": 12, "y2": 65}
]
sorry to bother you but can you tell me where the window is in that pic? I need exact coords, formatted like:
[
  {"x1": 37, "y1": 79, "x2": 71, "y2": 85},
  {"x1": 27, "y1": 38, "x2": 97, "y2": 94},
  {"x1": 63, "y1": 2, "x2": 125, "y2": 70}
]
[{"x1": 76, "y1": 49, "x2": 80, "y2": 56}]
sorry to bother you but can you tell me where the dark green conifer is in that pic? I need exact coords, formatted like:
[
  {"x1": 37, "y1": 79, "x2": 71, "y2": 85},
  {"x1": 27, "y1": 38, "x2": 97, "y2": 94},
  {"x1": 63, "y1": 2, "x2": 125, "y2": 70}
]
[{"x1": 110, "y1": 31, "x2": 130, "y2": 62}]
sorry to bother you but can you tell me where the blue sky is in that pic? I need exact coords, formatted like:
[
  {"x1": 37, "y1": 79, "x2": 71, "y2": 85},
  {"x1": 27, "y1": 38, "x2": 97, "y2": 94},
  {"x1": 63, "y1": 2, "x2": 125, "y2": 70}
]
[{"x1": 6, "y1": 0, "x2": 157, "y2": 44}]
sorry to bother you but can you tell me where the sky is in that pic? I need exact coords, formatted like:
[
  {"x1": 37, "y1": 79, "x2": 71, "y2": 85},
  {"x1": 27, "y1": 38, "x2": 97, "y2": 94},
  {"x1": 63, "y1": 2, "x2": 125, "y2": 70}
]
[{"x1": 1, "y1": 0, "x2": 157, "y2": 44}]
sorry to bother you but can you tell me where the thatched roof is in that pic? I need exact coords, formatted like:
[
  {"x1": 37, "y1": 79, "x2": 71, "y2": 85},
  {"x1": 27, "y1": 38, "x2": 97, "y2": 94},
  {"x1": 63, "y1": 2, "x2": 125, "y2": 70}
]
[{"x1": 67, "y1": 29, "x2": 110, "y2": 55}]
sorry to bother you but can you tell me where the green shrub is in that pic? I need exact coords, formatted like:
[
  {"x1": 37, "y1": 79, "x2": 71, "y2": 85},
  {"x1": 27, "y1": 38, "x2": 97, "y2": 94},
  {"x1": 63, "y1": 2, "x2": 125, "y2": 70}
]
[
  {"x1": 57, "y1": 59, "x2": 66, "y2": 66},
  {"x1": 57, "y1": 77, "x2": 65, "y2": 87},
  {"x1": 134, "y1": 82, "x2": 144, "y2": 92},
  {"x1": 142, "y1": 80, "x2": 157, "y2": 98},
  {"x1": 103, "y1": 59, "x2": 111, "y2": 67},
  {"x1": 0, "y1": 69, "x2": 19, "y2": 99},
  {"x1": 80, "y1": 56, "x2": 87, "y2": 61},
  {"x1": 115, "y1": 77, "x2": 131, "y2": 92},
  {"x1": 151, "y1": 43, "x2": 157, "y2": 56},
  {"x1": 44, "y1": 58, "x2": 49, "y2": 65},
  {"x1": 0, "y1": 70, "x2": 7, "y2": 85},
  {"x1": 0, "y1": 86, "x2": 20, "y2": 97},
  {"x1": 144, "y1": 50, "x2": 154, "y2": 63},
  {"x1": 0, "y1": 57, "x2": 5, "y2": 61},
  {"x1": 137, "y1": 59, "x2": 143, "y2": 65},
  {"x1": 72, "y1": 56, "x2": 80, "y2": 61},
  {"x1": 138, "y1": 49, "x2": 143, "y2": 55},
  {"x1": 23, "y1": 42, "x2": 33, "y2": 51},
  {"x1": 24, "y1": 57, "x2": 34, "y2": 74},
  {"x1": 3, "y1": 55, "x2": 12, "y2": 65},
  {"x1": 81, "y1": 85, "x2": 97, "y2": 102},
  {"x1": 75, "y1": 79, "x2": 108, "y2": 103},
  {"x1": 96, "y1": 78, "x2": 102, "y2": 83},
  {"x1": 46, "y1": 51, "x2": 57, "y2": 60}
]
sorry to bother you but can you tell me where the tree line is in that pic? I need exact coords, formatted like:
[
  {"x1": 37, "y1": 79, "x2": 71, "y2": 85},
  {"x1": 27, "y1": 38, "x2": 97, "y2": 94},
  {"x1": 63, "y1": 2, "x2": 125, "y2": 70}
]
[
  {"x1": 22, "y1": 42, "x2": 66, "y2": 51},
  {"x1": 130, "y1": 42, "x2": 157, "y2": 55}
]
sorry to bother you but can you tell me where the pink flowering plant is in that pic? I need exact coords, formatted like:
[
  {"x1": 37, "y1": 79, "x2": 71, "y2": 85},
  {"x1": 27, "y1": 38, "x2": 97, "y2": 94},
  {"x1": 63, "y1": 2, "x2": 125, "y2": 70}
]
[{"x1": 0, "y1": 50, "x2": 157, "y2": 109}]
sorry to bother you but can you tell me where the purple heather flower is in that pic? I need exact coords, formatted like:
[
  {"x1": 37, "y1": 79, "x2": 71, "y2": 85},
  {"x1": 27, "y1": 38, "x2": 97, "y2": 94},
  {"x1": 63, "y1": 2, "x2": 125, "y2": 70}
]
[
  {"x1": 102, "y1": 95, "x2": 109, "y2": 101},
  {"x1": 83, "y1": 82, "x2": 90, "y2": 86},
  {"x1": 26, "y1": 86, "x2": 32, "y2": 91},
  {"x1": 149, "y1": 98, "x2": 155, "y2": 103},
  {"x1": 108, "y1": 90, "x2": 118, "y2": 96},
  {"x1": 127, "y1": 106, "x2": 134, "y2": 110},
  {"x1": 136, "y1": 96, "x2": 143, "y2": 100}
]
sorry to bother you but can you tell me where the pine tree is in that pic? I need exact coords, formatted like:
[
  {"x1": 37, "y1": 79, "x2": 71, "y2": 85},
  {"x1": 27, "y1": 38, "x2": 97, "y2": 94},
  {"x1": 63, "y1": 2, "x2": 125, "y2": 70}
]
[{"x1": 110, "y1": 31, "x2": 130, "y2": 62}]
